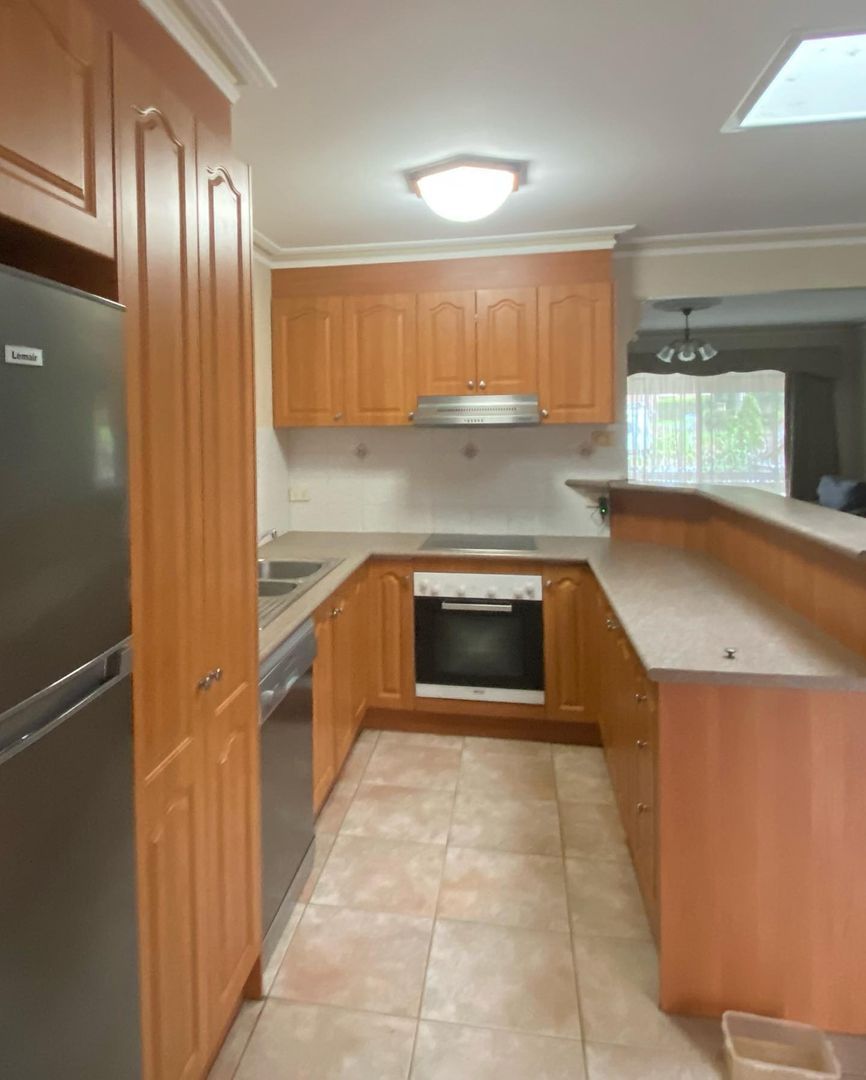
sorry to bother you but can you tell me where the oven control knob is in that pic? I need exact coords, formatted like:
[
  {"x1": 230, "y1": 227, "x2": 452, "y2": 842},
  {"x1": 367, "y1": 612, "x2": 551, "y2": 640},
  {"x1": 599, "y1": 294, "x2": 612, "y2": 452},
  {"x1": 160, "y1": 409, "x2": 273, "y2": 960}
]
[
  {"x1": 524, "y1": 582, "x2": 536, "y2": 598},
  {"x1": 418, "y1": 578, "x2": 429, "y2": 593},
  {"x1": 430, "y1": 583, "x2": 441, "y2": 596},
  {"x1": 456, "y1": 585, "x2": 466, "y2": 596},
  {"x1": 486, "y1": 587, "x2": 497, "y2": 598}
]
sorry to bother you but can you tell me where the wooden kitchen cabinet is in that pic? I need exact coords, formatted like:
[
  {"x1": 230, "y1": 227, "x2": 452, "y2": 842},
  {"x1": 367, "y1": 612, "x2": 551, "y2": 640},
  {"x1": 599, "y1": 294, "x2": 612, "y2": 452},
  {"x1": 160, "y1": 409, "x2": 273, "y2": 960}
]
[
  {"x1": 344, "y1": 293, "x2": 417, "y2": 424},
  {"x1": 312, "y1": 571, "x2": 368, "y2": 810},
  {"x1": 416, "y1": 290, "x2": 477, "y2": 396},
  {"x1": 272, "y1": 296, "x2": 345, "y2": 426},
  {"x1": 538, "y1": 282, "x2": 614, "y2": 423},
  {"x1": 367, "y1": 560, "x2": 415, "y2": 710},
  {"x1": 476, "y1": 287, "x2": 537, "y2": 396},
  {"x1": 116, "y1": 43, "x2": 260, "y2": 1080},
  {"x1": 0, "y1": 0, "x2": 115, "y2": 256},
  {"x1": 196, "y1": 124, "x2": 261, "y2": 1044},
  {"x1": 543, "y1": 566, "x2": 589, "y2": 721}
]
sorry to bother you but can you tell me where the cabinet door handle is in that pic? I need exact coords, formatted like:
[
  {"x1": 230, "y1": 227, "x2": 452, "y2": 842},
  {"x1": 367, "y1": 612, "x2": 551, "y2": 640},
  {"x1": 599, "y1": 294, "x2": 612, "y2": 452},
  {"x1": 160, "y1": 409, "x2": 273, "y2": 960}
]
[
  {"x1": 605, "y1": 617, "x2": 619, "y2": 631},
  {"x1": 213, "y1": 667, "x2": 223, "y2": 682},
  {"x1": 478, "y1": 379, "x2": 487, "y2": 390},
  {"x1": 545, "y1": 579, "x2": 552, "y2": 589},
  {"x1": 637, "y1": 802, "x2": 651, "y2": 814},
  {"x1": 636, "y1": 738, "x2": 648, "y2": 749},
  {"x1": 467, "y1": 379, "x2": 475, "y2": 390},
  {"x1": 197, "y1": 672, "x2": 214, "y2": 691},
  {"x1": 331, "y1": 607, "x2": 340, "y2": 618},
  {"x1": 333, "y1": 412, "x2": 343, "y2": 421},
  {"x1": 634, "y1": 692, "x2": 647, "y2": 703},
  {"x1": 541, "y1": 408, "x2": 549, "y2": 419},
  {"x1": 408, "y1": 411, "x2": 415, "y2": 421}
]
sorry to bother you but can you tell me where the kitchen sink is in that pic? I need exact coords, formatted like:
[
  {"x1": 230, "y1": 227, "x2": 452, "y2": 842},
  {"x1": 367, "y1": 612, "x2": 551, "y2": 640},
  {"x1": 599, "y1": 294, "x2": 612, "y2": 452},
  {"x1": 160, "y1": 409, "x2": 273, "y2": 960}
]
[
  {"x1": 256, "y1": 556, "x2": 342, "y2": 630},
  {"x1": 257, "y1": 559, "x2": 323, "y2": 580},
  {"x1": 257, "y1": 580, "x2": 299, "y2": 597}
]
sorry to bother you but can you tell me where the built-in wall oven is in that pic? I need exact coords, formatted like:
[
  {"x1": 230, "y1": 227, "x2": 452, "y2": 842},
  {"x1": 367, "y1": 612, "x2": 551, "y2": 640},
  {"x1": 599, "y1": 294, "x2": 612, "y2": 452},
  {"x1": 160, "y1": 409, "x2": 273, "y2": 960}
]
[{"x1": 414, "y1": 571, "x2": 544, "y2": 705}]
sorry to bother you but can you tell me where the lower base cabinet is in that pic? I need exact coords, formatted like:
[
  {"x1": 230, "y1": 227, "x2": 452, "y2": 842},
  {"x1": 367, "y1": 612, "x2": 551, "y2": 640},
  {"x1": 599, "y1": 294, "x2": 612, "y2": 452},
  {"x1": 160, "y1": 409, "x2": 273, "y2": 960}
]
[{"x1": 585, "y1": 574, "x2": 659, "y2": 932}]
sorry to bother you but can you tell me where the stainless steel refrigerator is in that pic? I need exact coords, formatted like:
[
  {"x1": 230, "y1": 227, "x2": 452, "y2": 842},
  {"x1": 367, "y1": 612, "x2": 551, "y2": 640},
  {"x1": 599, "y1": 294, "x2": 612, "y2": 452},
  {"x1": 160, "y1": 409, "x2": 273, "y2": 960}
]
[{"x1": 0, "y1": 265, "x2": 141, "y2": 1078}]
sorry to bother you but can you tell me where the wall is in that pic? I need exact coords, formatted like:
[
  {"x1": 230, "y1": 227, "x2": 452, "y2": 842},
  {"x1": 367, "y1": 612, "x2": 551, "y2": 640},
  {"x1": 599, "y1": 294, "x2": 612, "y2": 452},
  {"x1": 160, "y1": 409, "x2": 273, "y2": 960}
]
[{"x1": 258, "y1": 424, "x2": 619, "y2": 536}]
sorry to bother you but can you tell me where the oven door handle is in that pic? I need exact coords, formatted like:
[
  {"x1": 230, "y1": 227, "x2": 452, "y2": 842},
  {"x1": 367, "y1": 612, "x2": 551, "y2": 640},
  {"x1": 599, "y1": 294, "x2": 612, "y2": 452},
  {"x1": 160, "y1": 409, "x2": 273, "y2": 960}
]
[{"x1": 440, "y1": 601, "x2": 514, "y2": 613}]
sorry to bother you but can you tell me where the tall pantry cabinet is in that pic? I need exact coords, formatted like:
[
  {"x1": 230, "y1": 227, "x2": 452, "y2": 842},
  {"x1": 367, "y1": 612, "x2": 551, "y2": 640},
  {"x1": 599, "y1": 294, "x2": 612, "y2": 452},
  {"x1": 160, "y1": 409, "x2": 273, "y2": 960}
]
[{"x1": 114, "y1": 41, "x2": 260, "y2": 1080}]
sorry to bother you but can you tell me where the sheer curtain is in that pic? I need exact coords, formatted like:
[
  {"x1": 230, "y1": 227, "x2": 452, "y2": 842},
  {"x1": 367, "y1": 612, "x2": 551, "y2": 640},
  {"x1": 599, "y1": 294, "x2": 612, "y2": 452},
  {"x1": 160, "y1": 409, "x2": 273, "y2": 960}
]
[{"x1": 627, "y1": 370, "x2": 786, "y2": 491}]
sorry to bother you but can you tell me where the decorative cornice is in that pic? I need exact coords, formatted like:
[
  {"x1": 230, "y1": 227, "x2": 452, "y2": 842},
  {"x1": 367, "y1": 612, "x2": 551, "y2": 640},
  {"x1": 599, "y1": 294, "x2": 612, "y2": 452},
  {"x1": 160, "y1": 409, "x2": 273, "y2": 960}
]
[
  {"x1": 616, "y1": 223, "x2": 866, "y2": 258},
  {"x1": 139, "y1": 0, "x2": 276, "y2": 103},
  {"x1": 253, "y1": 225, "x2": 636, "y2": 268}
]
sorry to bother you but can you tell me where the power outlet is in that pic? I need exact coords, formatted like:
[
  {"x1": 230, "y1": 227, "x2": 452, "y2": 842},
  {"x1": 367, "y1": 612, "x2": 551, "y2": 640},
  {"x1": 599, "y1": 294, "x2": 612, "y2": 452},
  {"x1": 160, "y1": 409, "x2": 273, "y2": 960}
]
[{"x1": 289, "y1": 486, "x2": 311, "y2": 502}]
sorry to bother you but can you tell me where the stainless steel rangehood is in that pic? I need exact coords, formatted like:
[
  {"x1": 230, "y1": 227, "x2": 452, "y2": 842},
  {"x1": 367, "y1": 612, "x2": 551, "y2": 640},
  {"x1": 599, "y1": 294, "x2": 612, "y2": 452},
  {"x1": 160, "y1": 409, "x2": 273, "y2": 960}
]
[{"x1": 412, "y1": 394, "x2": 541, "y2": 427}]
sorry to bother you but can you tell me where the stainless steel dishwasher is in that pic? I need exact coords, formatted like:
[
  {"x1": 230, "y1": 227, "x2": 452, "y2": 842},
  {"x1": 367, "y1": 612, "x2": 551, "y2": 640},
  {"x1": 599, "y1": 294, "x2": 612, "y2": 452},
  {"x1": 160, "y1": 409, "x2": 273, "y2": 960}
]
[{"x1": 259, "y1": 618, "x2": 317, "y2": 961}]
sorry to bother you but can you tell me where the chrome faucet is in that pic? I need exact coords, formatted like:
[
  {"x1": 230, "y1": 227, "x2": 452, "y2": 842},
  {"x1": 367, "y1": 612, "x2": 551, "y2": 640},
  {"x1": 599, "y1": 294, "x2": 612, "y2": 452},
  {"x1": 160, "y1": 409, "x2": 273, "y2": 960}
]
[{"x1": 258, "y1": 528, "x2": 278, "y2": 546}]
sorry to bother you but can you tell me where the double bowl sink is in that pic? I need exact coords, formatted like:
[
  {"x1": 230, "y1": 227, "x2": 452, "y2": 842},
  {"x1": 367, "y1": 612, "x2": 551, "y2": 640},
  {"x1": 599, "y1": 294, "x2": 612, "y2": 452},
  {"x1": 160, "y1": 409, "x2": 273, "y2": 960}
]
[{"x1": 256, "y1": 558, "x2": 340, "y2": 629}]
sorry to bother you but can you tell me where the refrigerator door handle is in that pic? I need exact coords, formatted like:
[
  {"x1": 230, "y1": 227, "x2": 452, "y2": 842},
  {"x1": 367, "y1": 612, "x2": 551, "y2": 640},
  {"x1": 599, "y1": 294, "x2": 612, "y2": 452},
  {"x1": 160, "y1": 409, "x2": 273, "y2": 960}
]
[{"x1": 0, "y1": 643, "x2": 132, "y2": 766}]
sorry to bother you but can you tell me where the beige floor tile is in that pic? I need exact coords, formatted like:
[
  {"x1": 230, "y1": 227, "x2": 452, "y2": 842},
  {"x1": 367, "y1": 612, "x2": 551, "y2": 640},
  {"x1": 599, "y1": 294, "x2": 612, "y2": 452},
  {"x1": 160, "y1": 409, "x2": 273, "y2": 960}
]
[
  {"x1": 411, "y1": 1020, "x2": 585, "y2": 1079},
  {"x1": 463, "y1": 736, "x2": 552, "y2": 760},
  {"x1": 584, "y1": 1041, "x2": 724, "y2": 1079},
  {"x1": 234, "y1": 999, "x2": 416, "y2": 1080},
  {"x1": 573, "y1": 936, "x2": 722, "y2": 1059},
  {"x1": 553, "y1": 748, "x2": 615, "y2": 805},
  {"x1": 378, "y1": 730, "x2": 464, "y2": 750},
  {"x1": 337, "y1": 738, "x2": 377, "y2": 790},
  {"x1": 272, "y1": 904, "x2": 432, "y2": 1017},
  {"x1": 459, "y1": 752, "x2": 557, "y2": 800},
  {"x1": 449, "y1": 791, "x2": 562, "y2": 855},
  {"x1": 340, "y1": 783, "x2": 454, "y2": 844},
  {"x1": 207, "y1": 1000, "x2": 263, "y2": 1080},
  {"x1": 422, "y1": 919, "x2": 582, "y2": 1038},
  {"x1": 356, "y1": 728, "x2": 381, "y2": 747},
  {"x1": 316, "y1": 779, "x2": 356, "y2": 834},
  {"x1": 833, "y1": 1034, "x2": 866, "y2": 1076},
  {"x1": 297, "y1": 832, "x2": 335, "y2": 904},
  {"x1": 439, "y1": 847, "x2": 569, "y2": 931},
  {"x1": 261, "y1": 902, "x2": 307, "y2": 994},
  {"x1": 364, "y1": 742, "x2": 462, "y2": 792},
  {"x1": 565, "y1": 858, "x2": 651, "y2": 940},
  {"x1": 311, "y1": 834, "x2": 446, "y2": 917},
  {"x1": 560, "y1": 802, "x2": 630, "y2": 861}
]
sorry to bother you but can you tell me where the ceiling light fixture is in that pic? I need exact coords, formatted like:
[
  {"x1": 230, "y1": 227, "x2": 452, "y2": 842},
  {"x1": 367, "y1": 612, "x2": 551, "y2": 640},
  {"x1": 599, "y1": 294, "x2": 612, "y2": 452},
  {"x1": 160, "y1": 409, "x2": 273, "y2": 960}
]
[
  {"x1": 406, "y1": 156, "x2": 527, "y2": 222},
  {"x1": 655, "y1": 304, "x2": 719, "y2": 364},
  {"x1": 725, "y1": 29, "x2": 866, "y2": 130}
]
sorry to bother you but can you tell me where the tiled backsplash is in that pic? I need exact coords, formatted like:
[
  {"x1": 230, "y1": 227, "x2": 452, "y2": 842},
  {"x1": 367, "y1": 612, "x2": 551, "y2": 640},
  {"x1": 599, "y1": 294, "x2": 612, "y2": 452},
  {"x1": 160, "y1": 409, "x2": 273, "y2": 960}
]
[{"x1": 256, "y1": 425, "x2": 624, "y2": 537}]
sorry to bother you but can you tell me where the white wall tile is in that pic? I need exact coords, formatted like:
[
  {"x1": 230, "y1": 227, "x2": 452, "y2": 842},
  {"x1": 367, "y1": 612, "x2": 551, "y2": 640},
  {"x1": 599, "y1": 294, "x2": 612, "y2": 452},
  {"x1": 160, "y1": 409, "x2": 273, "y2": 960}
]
[{"x1": 260, "y1": 425, "x2": 623, "y2": 537}]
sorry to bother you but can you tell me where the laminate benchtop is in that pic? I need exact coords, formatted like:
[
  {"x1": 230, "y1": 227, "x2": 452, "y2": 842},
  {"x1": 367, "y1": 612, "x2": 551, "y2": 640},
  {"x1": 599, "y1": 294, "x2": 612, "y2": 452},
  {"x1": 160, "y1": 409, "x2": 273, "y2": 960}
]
[{"x1": 257, "y1": 531, "x2": 866, "y2": 692}]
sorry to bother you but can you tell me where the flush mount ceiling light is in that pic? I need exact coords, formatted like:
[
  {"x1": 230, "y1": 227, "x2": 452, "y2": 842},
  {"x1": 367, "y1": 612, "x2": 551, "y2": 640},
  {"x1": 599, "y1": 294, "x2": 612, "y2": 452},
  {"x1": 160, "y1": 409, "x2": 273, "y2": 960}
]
[
  {"x1": 725, "y1": 29, "x2": 866, "y2": 130},
  {"x1": 653, "y1": 299, "x2": 719, "y2": 363},
  {"x1": 406, "y1": 156, "x2": 527, "y2": 222}
]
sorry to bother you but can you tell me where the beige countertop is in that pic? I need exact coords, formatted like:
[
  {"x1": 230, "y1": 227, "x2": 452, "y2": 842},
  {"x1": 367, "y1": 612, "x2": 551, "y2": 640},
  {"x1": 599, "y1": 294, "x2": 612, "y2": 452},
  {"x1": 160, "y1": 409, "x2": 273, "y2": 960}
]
[
  {"x1": 565, "y1": 479, "x2": 866, "y2": 561},
  {"x1": 258, "y1": 531, "x2": 866, "y2": 692}
]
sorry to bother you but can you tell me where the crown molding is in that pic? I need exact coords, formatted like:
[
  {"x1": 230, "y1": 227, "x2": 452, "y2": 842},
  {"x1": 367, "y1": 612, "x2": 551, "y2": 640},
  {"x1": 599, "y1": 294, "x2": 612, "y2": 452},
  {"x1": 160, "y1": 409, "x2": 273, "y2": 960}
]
[
  {"x1": 253, "y1": 225, "x2": 636, "y2": 268},
  {"x1": 139, "y1": 0, "x2": 276, "y2": 103},
  {"x1": 616, "y1": 223, "x2": 866, "y2": 258}
]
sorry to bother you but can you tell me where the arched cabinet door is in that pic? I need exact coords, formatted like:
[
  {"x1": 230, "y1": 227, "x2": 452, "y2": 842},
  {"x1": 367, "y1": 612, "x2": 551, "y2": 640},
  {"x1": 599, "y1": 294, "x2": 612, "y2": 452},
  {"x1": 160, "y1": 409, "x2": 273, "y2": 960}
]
[
  {"x1": 0, "y1": 0, "x2": 114, "y2": 254},
  {"x1": 538, "y1": 282, "x2": 614, "y2": 423},
  {"x1": 114, "y1": 39, "x2": 209, "y2": 1080},
  {"x1": 344, "y1": 293, "x2": 417, "y2": 425},
  {"x1": 196, "y1": 124, "x2": 261, "y2": 1048},
  {"x1": 476, "y1": 287, "x2": 538, "y2": 396},
  {"x1": 417, "y1": 290, "x2": 476, "y2": 397}
]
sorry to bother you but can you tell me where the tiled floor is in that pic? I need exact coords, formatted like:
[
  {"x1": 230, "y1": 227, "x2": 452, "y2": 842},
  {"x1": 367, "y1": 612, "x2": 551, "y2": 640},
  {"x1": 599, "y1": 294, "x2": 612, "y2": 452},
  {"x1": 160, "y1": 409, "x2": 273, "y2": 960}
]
[{"x1": 210, "y1": 729, "x2": 866, "y2": 1080}]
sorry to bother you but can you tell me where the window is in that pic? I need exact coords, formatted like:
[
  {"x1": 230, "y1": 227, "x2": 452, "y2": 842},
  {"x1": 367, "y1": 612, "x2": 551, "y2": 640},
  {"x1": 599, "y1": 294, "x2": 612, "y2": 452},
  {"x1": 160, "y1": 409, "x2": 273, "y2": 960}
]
[{"x1": 627, "y1": 370, "x2": 786, "y2": 492}]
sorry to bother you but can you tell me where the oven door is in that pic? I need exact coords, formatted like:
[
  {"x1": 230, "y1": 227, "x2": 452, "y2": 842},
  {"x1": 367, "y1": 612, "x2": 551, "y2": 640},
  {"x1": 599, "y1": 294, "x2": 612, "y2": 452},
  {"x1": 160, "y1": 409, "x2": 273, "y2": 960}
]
[{"x1": 414, "y1": 596, "x2": 544, "y2": 704}]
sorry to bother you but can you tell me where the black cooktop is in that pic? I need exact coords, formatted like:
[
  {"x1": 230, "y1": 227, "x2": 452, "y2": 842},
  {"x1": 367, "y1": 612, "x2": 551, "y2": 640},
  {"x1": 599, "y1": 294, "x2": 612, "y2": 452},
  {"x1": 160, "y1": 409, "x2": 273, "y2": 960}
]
[{"x1": 420, "y1": 533, "x2": 538, "y2": 553}]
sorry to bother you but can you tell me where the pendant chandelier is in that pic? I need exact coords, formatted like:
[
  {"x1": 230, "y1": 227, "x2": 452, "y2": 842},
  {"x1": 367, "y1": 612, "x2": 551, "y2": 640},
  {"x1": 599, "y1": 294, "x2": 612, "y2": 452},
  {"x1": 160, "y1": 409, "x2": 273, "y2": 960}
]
[{"x1": 655, "y1": 304, "x2": 719, "y2": 364}]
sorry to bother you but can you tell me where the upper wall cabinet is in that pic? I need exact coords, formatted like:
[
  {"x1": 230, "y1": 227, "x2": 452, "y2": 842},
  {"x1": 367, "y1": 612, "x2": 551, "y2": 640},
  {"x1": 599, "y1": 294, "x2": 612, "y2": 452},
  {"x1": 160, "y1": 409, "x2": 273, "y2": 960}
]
[
  {"x1": 272, "y1": 296, "x2": 344, "y2": 426},
  {"x1": 476, "y1": 287, "x2": 538, "y2": 396},
  {"x1": 0, "y1": 0, "x2": 114, "y2": 256},
  {"x1": 270, "y1": 252, "x2": 615, "y2": 428},
  {"x1": 344, "y1": 293, "x2": 417, "y2": 425},
  {"x1": 538, "y1": 282, "x2": 614, "y2": 423},
  {"x1": 417, "y1": 290, "x2": 476, "y2": 397}
]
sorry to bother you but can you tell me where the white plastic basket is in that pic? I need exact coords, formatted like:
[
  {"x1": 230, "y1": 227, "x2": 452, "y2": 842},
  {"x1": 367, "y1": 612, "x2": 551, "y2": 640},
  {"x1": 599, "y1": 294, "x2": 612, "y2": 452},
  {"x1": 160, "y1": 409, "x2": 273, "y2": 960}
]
[{"x1": 722, "y1": 1012, "x2": 841, "y2": 1079}]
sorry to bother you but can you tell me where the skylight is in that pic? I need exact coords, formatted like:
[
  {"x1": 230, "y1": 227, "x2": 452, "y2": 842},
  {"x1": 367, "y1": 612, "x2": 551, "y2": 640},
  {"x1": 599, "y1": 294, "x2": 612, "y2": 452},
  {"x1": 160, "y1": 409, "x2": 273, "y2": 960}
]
[{"x1": 726, "y1": 30, "x2": 866, "y2": 130}]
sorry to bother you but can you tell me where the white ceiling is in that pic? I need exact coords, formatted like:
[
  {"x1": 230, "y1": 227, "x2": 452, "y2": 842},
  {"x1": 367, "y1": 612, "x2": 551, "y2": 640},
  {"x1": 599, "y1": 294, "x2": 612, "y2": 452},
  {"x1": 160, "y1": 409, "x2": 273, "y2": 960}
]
[
  {"x1": 223, "y1": 0, "x2": 866, "y2": 252},
  {"x1": 638, "y1": 289, "x2": 866, "y2": 332}
]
